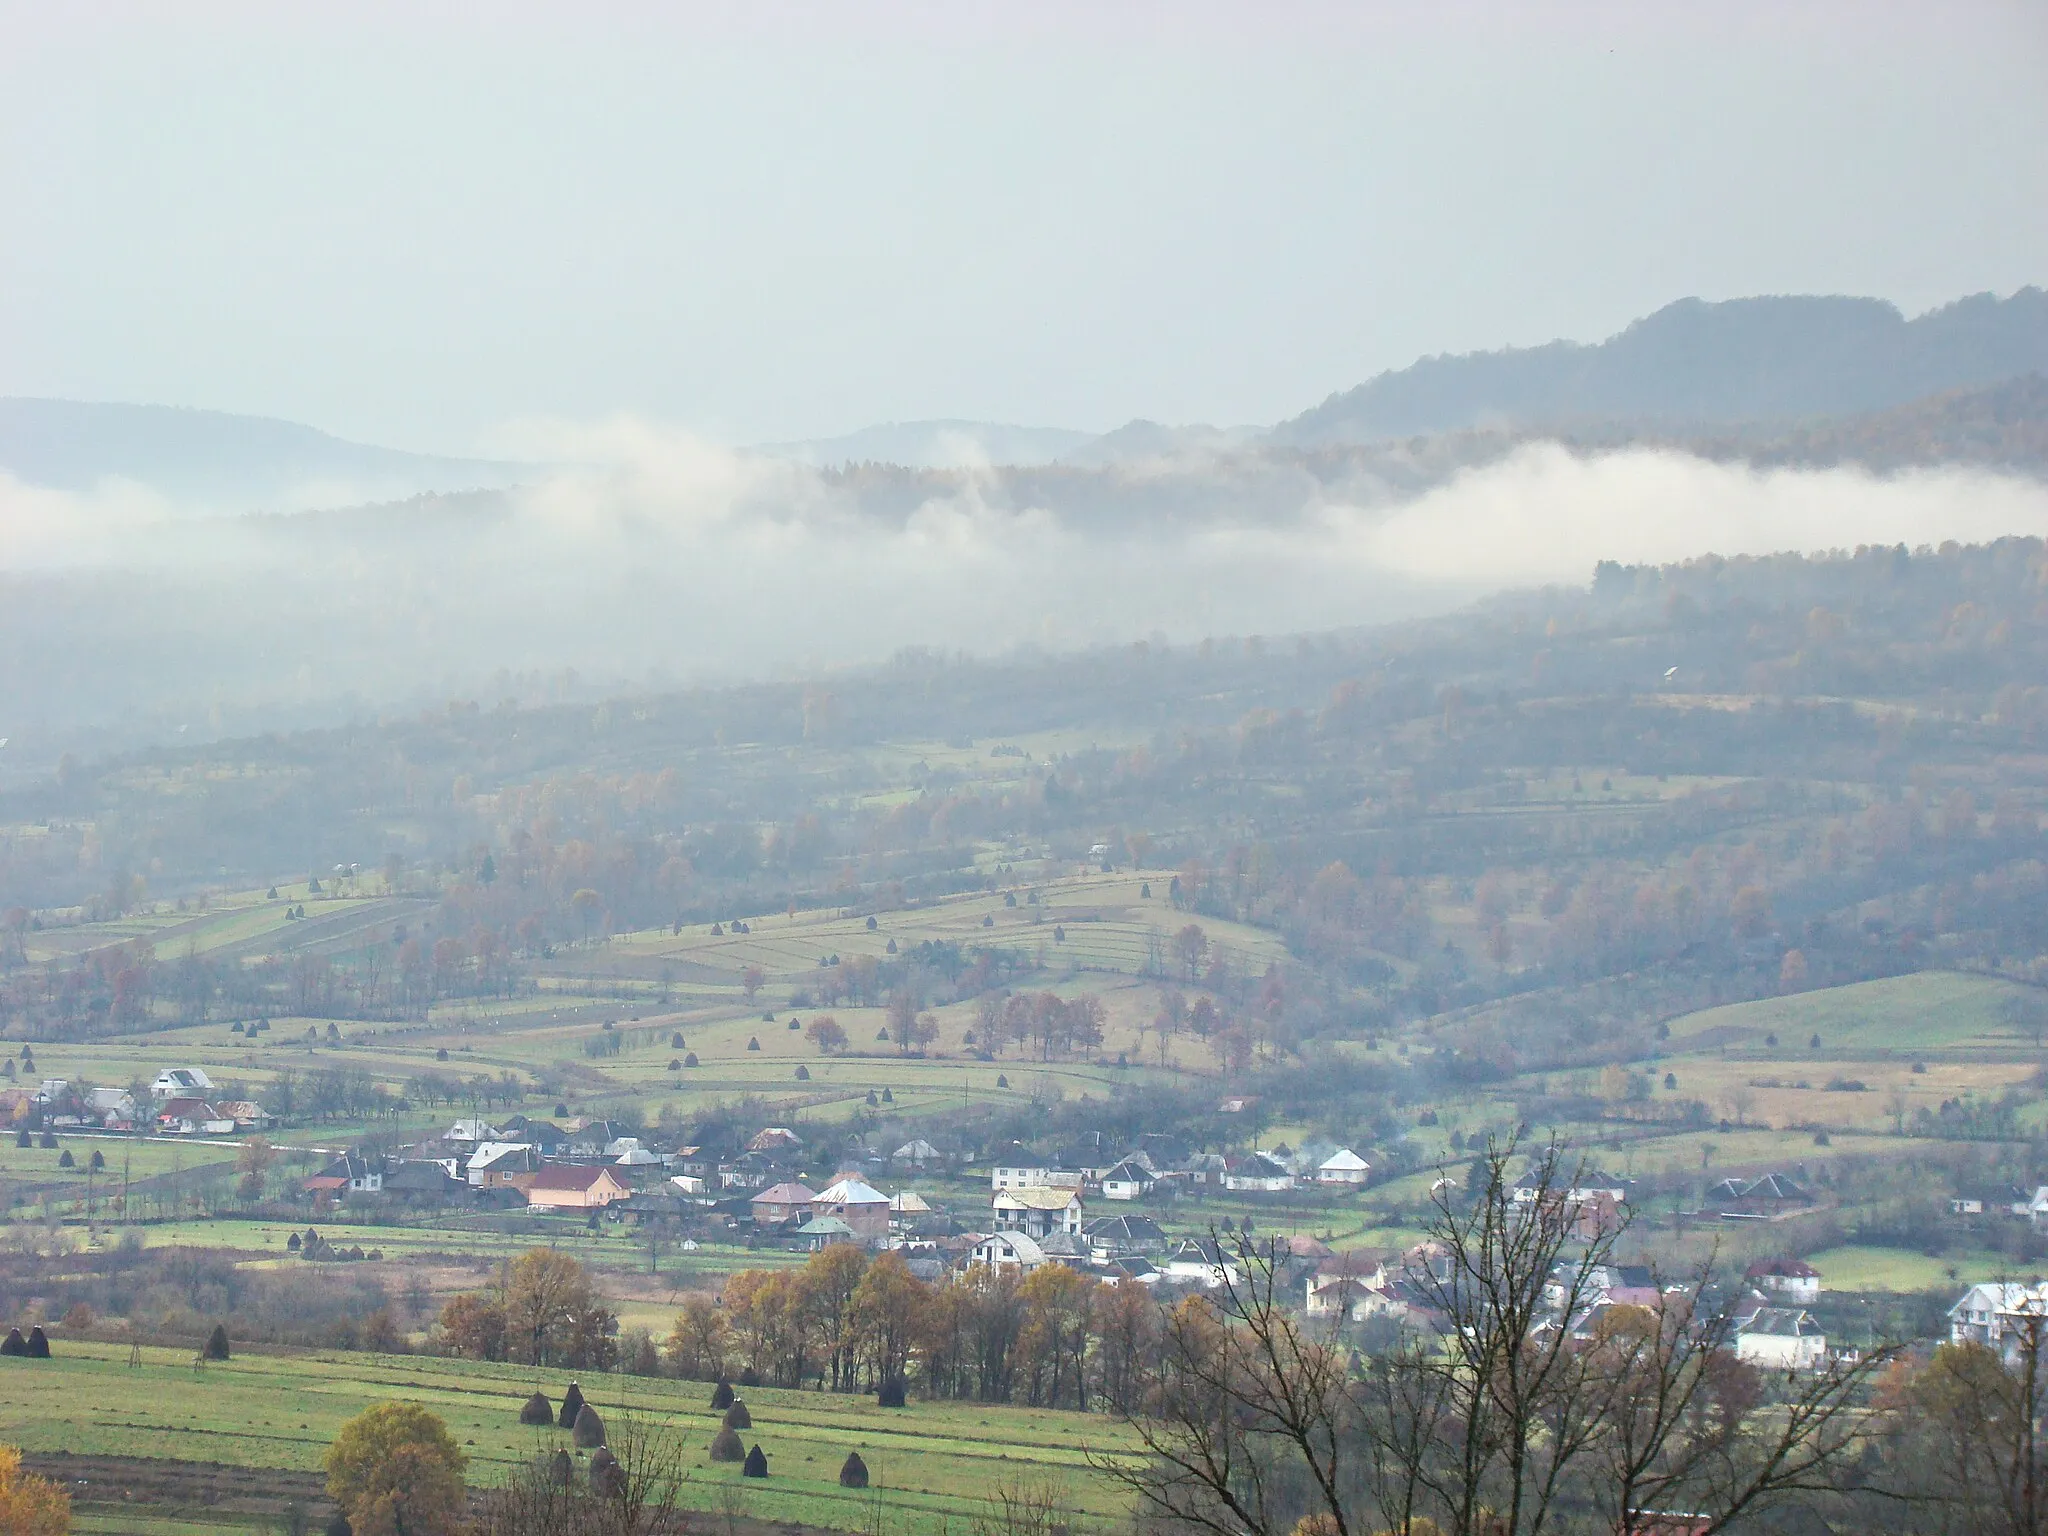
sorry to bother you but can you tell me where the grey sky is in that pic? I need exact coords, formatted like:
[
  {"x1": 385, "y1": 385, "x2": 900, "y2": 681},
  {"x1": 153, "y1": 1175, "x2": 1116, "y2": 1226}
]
[{"x1": 2, "y1": 2, "x2": 2044, "y2": 454}]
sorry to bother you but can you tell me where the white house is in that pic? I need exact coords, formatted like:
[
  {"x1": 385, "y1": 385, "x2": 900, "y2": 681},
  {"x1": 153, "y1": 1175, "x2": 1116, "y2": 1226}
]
[
  {"x1": 1950, "y1": 1281, "x2": 2048, "y2": 1355},
  {"x1": 86, "y1": 1087, "x2": 138, "y2": 1125},
  {"x1": 1733, "y1": 1307, "x2": 1827, "y2": 1370},
  {"x1": 1222, "y1": 1153, "x2": 1294, "y2": 1193},
  {"x1": 150, "y1": 1067, "x2": 214, "y2": 1100},
  {"x1": 968, "y1": 1231, "x2": 1047, "y2": 1273},
  {"x1": 1744, "y1": 1257, "x2": 1822, "y2": 1305},
  {"x1": 991, "y1": 1164, "x2": 1084, "y2": 1192},
  {"x1": 1316, "y1": 1149, "x2": 1372, "y2": 1185},
  {"x1": 993, "y1": 1186, "x2": 1085, "y2": 1238},
  {"x1": 1158, "y1": 1238, "x2": 1244, "y2": 1290},
  {"x1": 1098, "y1": 1160, "x2": 1156, "y2": 1201}
]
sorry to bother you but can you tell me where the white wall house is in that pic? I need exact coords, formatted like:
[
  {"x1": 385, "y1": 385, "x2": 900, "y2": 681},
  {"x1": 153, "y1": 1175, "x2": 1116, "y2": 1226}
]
[
  {"x1": 1950, "y1": 1281, "x2": 2048, "y2": 1357},
  {"x1": 1745, "y1": 1257, "x2": 1822, "y2": 1305},
  {"x1": 993, "y1": 1187, "x2": 1085, "y2": 1238},
  {"x1": 968, "y1": 1231, "x2": 1046, "y2": 1273},
  {"x1": 1316, "y1": 1149, "x2": 1371, "y2": 1185},
  {"x1": 1733, "y1": 1307, "x2": 1827, "y2": 1370},
  {"x1": 991, "y1": 1164, "x2": 1084, "y2": 1192},
  {"x1": 151, "y1": 1067, "x2": 214, "y2": 1099},
  {"x1": 1099, "y1": 1160, "x2": 1155, "y2": 1201},
  {"x1": 1158, "y1": 1238, "x2": 1244, "y2": 1290}
]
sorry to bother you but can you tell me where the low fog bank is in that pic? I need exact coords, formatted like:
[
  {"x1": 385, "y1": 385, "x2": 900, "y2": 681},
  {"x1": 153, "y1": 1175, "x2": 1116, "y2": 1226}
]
[{"x1": 2, "y1": 433, "x2": 2045, "y2": 776}]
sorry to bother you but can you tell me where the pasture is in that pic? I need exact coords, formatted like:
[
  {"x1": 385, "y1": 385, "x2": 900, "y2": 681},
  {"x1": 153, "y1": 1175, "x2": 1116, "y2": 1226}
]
[
  {"x1": 1662, "y1": 971, "x2": 2045, "y2": 1057},
  {"x1": 0, "y1": 1340, "x2": 1137, "y2": 1536}
]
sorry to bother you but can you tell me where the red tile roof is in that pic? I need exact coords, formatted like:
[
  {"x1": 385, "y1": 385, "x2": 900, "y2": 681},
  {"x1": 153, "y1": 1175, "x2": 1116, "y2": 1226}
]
[{"x1": 526, "y1": 1164, "x2": 623, "y2": 1192}]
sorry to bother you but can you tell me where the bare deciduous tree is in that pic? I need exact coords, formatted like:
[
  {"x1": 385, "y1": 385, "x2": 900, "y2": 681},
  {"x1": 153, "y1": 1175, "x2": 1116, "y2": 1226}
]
[{"x1": 1098, "y1": 1138, "x2": 1892, "y2": 1536}]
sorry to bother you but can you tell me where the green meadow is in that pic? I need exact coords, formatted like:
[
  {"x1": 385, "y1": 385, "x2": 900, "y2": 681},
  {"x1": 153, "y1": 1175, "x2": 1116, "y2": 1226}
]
[{"x1": 0, "y1": 1340, "x2": 1137, "y2": 1535}]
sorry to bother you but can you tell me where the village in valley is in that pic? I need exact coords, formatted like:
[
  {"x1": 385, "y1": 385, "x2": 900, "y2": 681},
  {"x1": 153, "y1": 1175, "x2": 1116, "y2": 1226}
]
[{"x1": 3, "y1": 113, "x2": 2047, "y2": 1520}]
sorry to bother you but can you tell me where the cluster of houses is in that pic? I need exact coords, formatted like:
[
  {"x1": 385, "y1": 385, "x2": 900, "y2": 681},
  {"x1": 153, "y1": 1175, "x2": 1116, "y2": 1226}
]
[
  {"x1": 5, "y1": 1066, "x2": 274, "y2": 1136},
  {"x1": 989, "y1": 1136, "x2": 1371, "y2": 1204},
  {"x1": 1298, "y1": 1242, "x2": 1833, "y2": 1369}
]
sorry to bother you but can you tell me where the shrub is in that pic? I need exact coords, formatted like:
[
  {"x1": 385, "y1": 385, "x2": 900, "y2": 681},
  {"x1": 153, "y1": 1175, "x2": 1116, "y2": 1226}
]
[
  {"x1": 710, "y1": 1379, "x2": 734, "y2": 1410},
  {"x1": 324, "y1": 1516, "x2": 353, "y2": 1536},
  {"x1": 572, "y1": 1404, "x2": 605, "y2": 1448},
  {"x1": 877, "y1": 1378, "x2": 906, "y2": 1408},
  {"x1": 722, "y1": 1401, "x2": 751, "y2": 1430},
  {"x1": 839, "y1": 1450, "x2": 870, "y2": 1488},
  {"x1": 742, "y1": 1445, "x2": 768, "y2": 1478},
  {"x1": 558, "y1": 1381, "x2": 585, "y2": 1430},
  {"x1": 203, "y1": 1323, "x2": 230, "y2": 1360},
  {"x1": 738, "y1": 1367, "x2": 760, "y2": 1387},
  {"x1": 25, "y1": 1327, "x2": 48, "y2": 1359},
  {"x1": 709, "y1": 1427, "x2": 745, "y2": 1462},
  {"x1": 519, "y1": 1392, "x2": 553, "y2": 1426},
  {"x1": 63, "y1": 1303, "x2": 92, "y2": 1331},
  {"x1": 0, "y1": 1328, "x2": 22, "y2": 1357}
]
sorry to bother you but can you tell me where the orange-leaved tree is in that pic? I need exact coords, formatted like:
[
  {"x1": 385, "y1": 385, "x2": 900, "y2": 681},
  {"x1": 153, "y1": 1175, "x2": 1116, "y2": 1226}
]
[{"x1": 0, "y1": 1445, "x2": 69, "y2": 1536}]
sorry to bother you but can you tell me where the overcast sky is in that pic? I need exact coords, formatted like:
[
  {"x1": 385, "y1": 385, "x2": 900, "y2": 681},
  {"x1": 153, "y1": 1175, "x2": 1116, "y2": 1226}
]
[{"x1": 2, "y1": 2, "x2": 2044, "y2": 453}]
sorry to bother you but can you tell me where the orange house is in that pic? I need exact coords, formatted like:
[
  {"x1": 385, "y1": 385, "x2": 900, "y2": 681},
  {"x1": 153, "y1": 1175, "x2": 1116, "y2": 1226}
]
[{"x1": 521, "y1": 1165, "x2": 631, "y2": 1210}]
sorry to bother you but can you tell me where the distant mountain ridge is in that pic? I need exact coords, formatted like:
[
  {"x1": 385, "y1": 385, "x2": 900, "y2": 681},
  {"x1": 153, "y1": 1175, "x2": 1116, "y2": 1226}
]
[
  {"x1": 1273, "y1": 288, "x2": 2048, "y2": 445},
  {"x1": 8, "y1": 288, "x2": 2045, "y2": 499},
  {"x1": 0, "y1": 397, "x2": 530, "y2": 513}
]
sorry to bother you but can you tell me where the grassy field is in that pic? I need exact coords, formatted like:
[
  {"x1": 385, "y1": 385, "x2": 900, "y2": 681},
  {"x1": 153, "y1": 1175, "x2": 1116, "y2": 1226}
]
[
  {"x1": 1801, "y1": 1244, "x2": 2017, "y2": 1292},
  {"x1": 1663, "y1": 971, "x2": 2045, "y2": 1056},
  {"x1": 0, "y1": 1340, "x2": 1137, "y2": 1536}
]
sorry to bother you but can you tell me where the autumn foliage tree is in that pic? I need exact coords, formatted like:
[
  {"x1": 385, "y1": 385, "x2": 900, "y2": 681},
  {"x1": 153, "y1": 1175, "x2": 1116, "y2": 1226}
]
[
  {"x1": 0, "y1": 1445, "x2": 68, "y2": 1536},
  {"x1": 438, "y1": 1248, "x2": 617, "y2": 1369},
  {"x1": 324, "y1": 1403, "x2": 467, "y2": 1536}
]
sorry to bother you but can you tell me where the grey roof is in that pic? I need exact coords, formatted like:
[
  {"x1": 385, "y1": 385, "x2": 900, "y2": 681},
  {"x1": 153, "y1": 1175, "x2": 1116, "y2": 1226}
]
[
  {"x1": 1738, "y1": 1306, "x2": 1823, "y2": 1337},
  {"x1": 1084, "y1": 1214, "x2": 1169, "y2": 1246}
]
